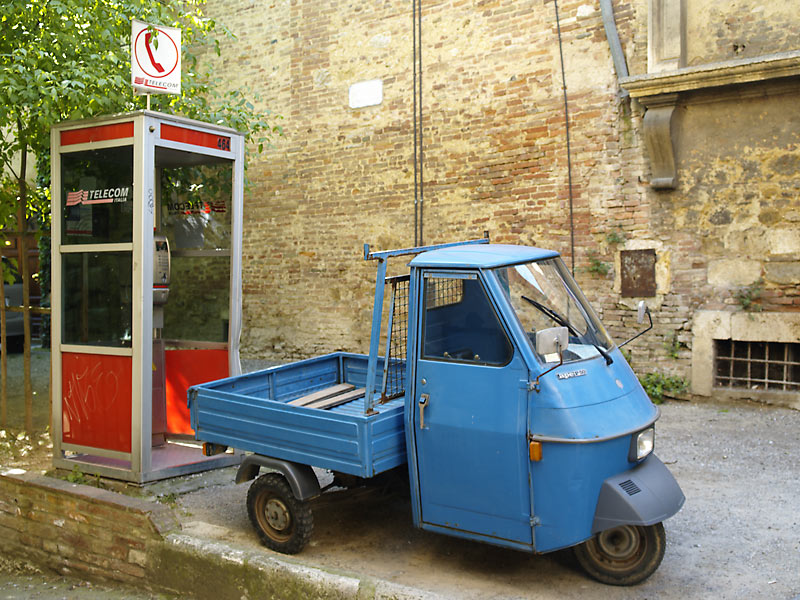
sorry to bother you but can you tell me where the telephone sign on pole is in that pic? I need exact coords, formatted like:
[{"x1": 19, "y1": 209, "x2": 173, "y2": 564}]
[{"x1": 131, "y1": 20, "x2": 181, "y2": 95}]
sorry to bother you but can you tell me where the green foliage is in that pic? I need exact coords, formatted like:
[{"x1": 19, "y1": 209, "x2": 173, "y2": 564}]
[
  {"x1": 638, "y1": 372, "x2": 688, "y2": 403},
  {"x1": 63, "y1": 465, "x2": 102, "y2": 487},
  {"x1": 157, "y1": 492, "x2": 179, "y2": 505},
  {"x1": 1, "y1": 256, "x2": 19, "y2": 286},
  {"x1": 605, "y1": 229, "x2": 626, "y2": 245},
  {"x1": 66, "y1": 465, "x2": 88, "y2": 485},
  {"x1": 664, "y1": 331, "x2": 681, "y2": 359},
  {"x1": 734, "y1": 278, "x2": 763, "y2": 312},
  {"x1": 586, "y1": 252, "x2": 611, "y2": 277},
  {"x1": 0, "y1": 0, "x2": 280, "y2": 231}
]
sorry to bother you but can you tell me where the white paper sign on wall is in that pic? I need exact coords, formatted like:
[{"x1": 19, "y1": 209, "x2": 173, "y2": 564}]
[
  {"x1": 349, "y1": 79, "x2": 383, "y2": 109},
  {"x1": 131, "y1": 20, "x2": 181, "y2": 95}
]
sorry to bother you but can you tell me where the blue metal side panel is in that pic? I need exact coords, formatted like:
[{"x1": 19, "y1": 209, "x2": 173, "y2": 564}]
[
  {"x1": 189, "y1": 352, "x2": 407, "y2": 478},
  {"x1": 369, "y1": 398, "x2": 407, "y2": 475}
]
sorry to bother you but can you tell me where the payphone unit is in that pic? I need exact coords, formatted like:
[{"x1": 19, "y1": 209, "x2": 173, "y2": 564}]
[{"x1": 50, "y1": 111, "x2": 245, "y2": 483}]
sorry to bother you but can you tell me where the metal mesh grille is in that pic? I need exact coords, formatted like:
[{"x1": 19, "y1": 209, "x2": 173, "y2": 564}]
[
  {"x1": 424, "y1": 276, "x2": 464, "y2": 309},
  {"x1": 714, "y1": 340, "x2": 800, "y2": 392},
  {"x1": 381, "y1": 275, "x2": 409, "y2": 402}
]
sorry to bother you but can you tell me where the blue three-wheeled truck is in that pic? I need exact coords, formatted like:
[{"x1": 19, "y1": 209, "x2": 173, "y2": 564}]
[{"x1": 189, "y1": 239, "x2": 684, "y2": 586}]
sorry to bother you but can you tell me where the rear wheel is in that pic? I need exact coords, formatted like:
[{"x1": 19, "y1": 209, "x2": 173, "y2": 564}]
[
  {"x1": 246, "y1": 473, "x2": 313, "y2": 554},
  {"x1": 573, "y1": 522, "x2": 666, "y2": 586}
]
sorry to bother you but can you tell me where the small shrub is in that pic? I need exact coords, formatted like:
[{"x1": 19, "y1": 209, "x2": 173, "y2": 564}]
[
  {"x1": 638, "y1": 372, "x2": 688, "y2": 403},
  {"x1": 605, "y1": 229, "x2": 626, "y2": 245},
  {"x1": 157, "y1": 492, "x2": 179, "y2": 505},
  {"x1": 734, "y1": 278, "x2": 763, "y2": 312},
  {"x1": 664, "y1": 331, "x2": 681, "y2": 359},
  {"x1": 587, "y1": 252, "x2": 611, "y2": 277},
  {"x1": 66, "y1": 466, "x2": 88, "y2": 485}
]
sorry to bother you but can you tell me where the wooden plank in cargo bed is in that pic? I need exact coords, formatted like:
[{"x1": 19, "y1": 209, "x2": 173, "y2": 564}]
[
  {"x1": 306, "y1": 388, "x2": 366, "y2": 410},
  {"x1": 288, "y1": 383, "x2": 355, "y2": 407}
]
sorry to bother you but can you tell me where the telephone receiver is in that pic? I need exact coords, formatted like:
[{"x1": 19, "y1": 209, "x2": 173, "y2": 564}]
[
  {"x1": 153, "y1": 234, "x2": 171, "y2": 305},
  {"x1": 144, "y1": 32, "x2": 165, "y2": 74}
]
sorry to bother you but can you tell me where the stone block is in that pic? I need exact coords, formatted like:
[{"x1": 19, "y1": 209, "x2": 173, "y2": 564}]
[
  {"x1": 765, "y1": 261, "x2": 800, "y2": 284},
  {"x1": 768, "y1": 229, "x2": 800, "y2": 256},
  {"x1": 729, "y1": 312, "x2": 800, "y2": 343},
  {"x1": 707, "y1": 259, "x2": 762, "y2": 287}
]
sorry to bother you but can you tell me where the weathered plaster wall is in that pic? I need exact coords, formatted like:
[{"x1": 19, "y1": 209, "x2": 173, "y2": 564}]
[
  {"x1": 671, "y1": 84, "x2": 800, "y2": 310},
  {"x1": 202, "y1": 0, "x2": 799, "y2": 393},
  {"x1": 686, "y1": 1, "x2": 800, "y2": 65}
]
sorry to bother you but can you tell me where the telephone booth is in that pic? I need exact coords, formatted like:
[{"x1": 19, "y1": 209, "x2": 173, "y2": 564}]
[{"x1": 50, "y1": 111, "x2": 244, "y2": 482}]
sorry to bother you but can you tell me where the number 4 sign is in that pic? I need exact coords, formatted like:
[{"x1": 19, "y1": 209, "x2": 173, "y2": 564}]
[{"x1": 131, "y1": 20, "x2": 181, "y2": 95}]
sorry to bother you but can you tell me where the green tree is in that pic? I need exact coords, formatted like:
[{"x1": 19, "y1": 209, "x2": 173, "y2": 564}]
[{"x1": 0, "y1": 0, "x2": 280, "y2": 431}]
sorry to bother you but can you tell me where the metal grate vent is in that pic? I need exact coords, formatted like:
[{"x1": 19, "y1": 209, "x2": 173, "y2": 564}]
[
  {"x1": 714, "y1": 340, "x2": 800, "y2": 392},
  {"x1": 619, "y1": 479, "x2": 641, "y2": 496}
]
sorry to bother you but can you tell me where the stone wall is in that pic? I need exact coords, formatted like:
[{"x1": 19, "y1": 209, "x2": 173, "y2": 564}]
[
  {"x1": 202, "y1": 0, "x2": 800, "y2": 394},
  {"x1": 0, "y1": 470, "x2": 177, "y2": 583}
]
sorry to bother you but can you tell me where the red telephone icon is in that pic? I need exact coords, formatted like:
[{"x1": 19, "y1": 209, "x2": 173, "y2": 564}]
[{"x1": 144, "y1": 32, "x2": 165, "y2": 73}]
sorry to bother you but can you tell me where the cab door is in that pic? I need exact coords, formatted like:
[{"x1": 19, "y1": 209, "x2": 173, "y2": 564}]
[{"x1": 413, "y1": 271, "x2": 532, "y2": 548}]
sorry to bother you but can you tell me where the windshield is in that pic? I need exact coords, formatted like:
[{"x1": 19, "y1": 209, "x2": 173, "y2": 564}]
[{"x1": 495, "y1": 258, "x2": 614, "y2": 363}]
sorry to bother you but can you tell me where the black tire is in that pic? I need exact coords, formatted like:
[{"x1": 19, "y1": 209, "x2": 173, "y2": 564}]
[
  {"x1": 573, "y1": 522, "x2": 666, "y2": 586},
  {"x1": 246, "y1": 473, "x2": 313, "y2": 554}
]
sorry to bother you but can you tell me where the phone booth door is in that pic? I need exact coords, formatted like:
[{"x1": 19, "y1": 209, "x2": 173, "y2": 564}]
[{"x1": 155, "y1": 148, "x2": 234, "y2": 438}]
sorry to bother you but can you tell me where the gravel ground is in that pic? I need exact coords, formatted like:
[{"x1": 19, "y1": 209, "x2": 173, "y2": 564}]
[{"x1": 177, "y1": 399, "x2": 800, "y2": 600}]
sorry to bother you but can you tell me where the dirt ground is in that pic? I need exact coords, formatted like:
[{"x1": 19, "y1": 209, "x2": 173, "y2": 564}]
[
  {"x1": 0, "y1": 347, "x2": 52, "y2": 473},
  {"x1": 2, "y1": 350, "x2": 799, "y2": 598}
]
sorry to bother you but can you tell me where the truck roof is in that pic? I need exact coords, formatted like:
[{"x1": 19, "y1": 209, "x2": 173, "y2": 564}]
[{"x1": 409, "y1": 243, "x2": 560, "y2": 269}]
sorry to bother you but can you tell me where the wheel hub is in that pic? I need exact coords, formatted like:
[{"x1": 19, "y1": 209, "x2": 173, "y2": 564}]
[
  {"x1": 596, "y1": 526, "x2": 638, "y2": 560},
  {"x1": 265, "y1": 498, "x2": 291, "y2": 531}
]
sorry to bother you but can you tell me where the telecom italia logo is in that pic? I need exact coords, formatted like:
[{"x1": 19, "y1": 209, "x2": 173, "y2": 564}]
[{"x1": 66, "y1": 187, "x2": 131, "y2": 206}]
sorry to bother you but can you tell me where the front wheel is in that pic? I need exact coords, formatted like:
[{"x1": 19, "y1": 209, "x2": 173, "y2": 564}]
[
  {"x1": 246, "y1": 473, "x2": 313, "y2": 554},
  {"x1": 573, "y1": 522, "x2": 666, "y2": 586}
]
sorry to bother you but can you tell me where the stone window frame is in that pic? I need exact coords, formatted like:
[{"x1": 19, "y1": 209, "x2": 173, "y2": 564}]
[{"x1": 692, "y1": 310, "x2": 800, "y2": 409}]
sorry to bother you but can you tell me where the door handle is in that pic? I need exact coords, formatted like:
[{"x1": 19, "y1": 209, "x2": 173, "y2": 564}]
[{"x1": 418, "y1": 394, "x2": 429, "y2": 429}]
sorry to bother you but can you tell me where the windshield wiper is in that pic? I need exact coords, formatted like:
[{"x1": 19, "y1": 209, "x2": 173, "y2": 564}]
[
  {"x1": 521, "y1": 295, "x2": 613, "y2": 365},
  {"x1": 521, "y1": 295, "x2": 578, "y2": 335}
]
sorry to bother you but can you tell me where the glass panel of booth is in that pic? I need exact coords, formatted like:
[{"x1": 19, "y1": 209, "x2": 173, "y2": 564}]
[
  {"x1": 156, "y1": 151, "x2": 233, "y2": 345},
  {"x1": 61, "y1": 146, "x2": 134, "y2": 245},
  {"x1": 62, "y1": 252, "x2": 133, "y2": 347},
  {"x1": 60, "y1": 145, "x2": 134, "y2": 348}
]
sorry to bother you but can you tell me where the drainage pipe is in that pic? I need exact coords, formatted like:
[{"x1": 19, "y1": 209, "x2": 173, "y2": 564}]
[{"x1": 599, "y1": 0, "x2": 630, "y2": 94}]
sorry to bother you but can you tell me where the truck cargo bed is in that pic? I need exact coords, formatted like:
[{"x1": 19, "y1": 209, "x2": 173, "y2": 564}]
[{"x1": 188, "y1": 353, "x2": 407, "y2": 478}]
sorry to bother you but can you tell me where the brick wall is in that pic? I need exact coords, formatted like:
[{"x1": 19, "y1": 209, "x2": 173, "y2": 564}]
[
  {"x1": 0, "y1": 471, "x2": 177, "y2": 583},
  {"x1": 202, "y1": 0, "x2": 800, "y2": 386}
]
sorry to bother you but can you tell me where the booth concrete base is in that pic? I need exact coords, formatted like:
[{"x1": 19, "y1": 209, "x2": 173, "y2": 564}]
[{"x1": 53, "y1": 442, "x2": 242, "y2": 484}]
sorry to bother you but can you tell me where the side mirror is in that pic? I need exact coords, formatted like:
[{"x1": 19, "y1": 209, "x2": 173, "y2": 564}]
[
  {"x1": 637, "y1": 300, "x2": 649, "y2": 324},
  {"x1": 620, "y1": 301, "x2": 653, "y2": 348},
  {"x1": 532, "y1": 326, "x2": 569, "y2": 390},
  {"x1": 535, "y1": 326, "x2": 569, "y2": 356}
]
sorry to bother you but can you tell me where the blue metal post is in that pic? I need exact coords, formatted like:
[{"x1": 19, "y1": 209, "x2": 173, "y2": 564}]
[
  {"x1": 364, "y1": 258, "x2": 388, "y2": 415},
  {"x1": 380, "y1": 282, "x2": 397, "y2": 399}
]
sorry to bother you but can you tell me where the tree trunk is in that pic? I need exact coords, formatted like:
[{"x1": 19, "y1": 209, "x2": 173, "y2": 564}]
[
  {"x1": 0, "y1": 251, "x2": 6, "y2": 428},
  {"x1": 16, "y1": 118, "x2": 33, "y2": 433}
]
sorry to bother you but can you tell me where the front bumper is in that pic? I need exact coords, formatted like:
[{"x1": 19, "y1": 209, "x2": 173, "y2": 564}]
[{"x1": 592, "y1": 453, "x2": 685, "y2": 533}]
